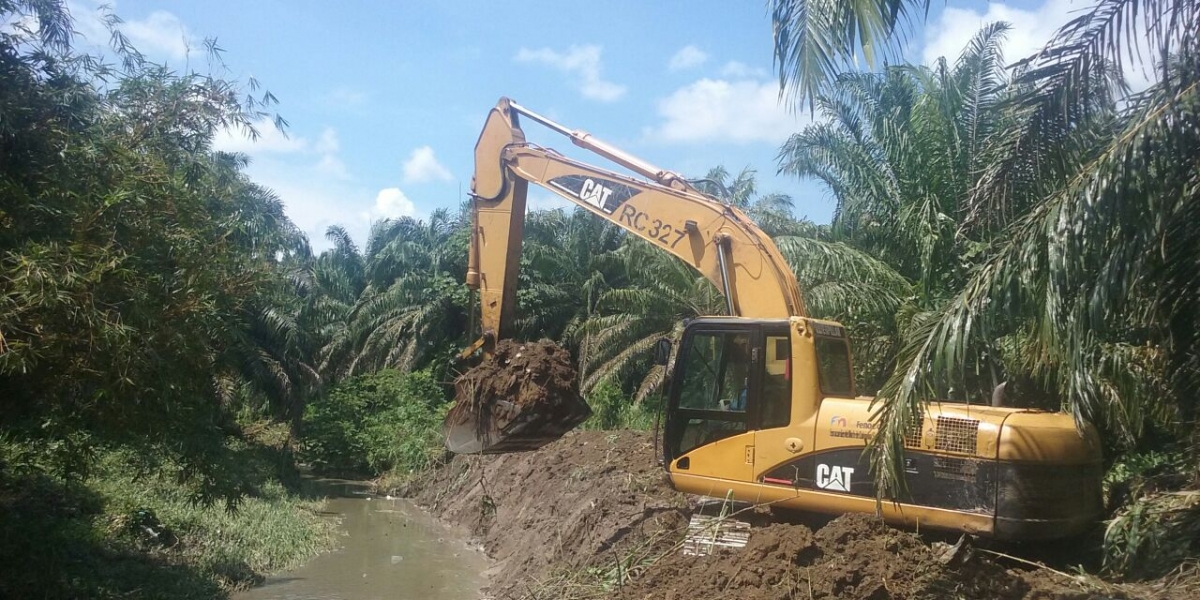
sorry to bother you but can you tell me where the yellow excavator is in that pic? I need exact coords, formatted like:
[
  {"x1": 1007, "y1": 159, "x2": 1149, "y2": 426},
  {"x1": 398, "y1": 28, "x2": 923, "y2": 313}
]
[{"x1": 444, "y1": 97, "x2": 1104, "y2": 541}]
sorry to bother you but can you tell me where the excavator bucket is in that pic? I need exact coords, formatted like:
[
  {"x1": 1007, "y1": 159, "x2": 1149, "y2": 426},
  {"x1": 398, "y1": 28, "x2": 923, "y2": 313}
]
[{"x1": 443, "y1": 340, "x2": 592, "y2": 454}]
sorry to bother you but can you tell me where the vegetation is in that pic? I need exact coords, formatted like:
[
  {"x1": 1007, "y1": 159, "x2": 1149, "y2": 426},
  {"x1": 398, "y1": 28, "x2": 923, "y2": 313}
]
[
  {"x1": 0, "y1": 424, "x2": 336, "y2": 598},
  {"x1": 0, "y1": 2, "x2": 331, "y2": 596},
  {"x1": 300, "y1": 370, "x2": 448, "y2": 476},
  {"x1": 5, "y1": 0, "x2": 1200, "y2": 594},
  {"x1": 771, "y1": 0, "x2": 1200, "y2": 578}
]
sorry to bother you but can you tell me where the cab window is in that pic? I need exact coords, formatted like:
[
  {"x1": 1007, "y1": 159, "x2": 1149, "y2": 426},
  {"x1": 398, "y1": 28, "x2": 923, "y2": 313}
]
[
  {"x1": 760, "y1": 335, "x2": 791, "y2": 428},
  {"x1": 672, "y1": 331, "x2": 751, "y2": 456},
  {"x1": 815, "y1": 337, "x2": 853, "y2": 396},
  {"x1": 678, "y1": 331, "x2": 752, "y2": 412}
]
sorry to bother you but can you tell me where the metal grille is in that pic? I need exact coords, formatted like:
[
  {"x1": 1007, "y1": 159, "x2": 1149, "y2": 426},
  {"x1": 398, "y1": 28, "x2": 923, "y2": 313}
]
[
  {"x1": 934, "y1": 417, "x2": 979, "y2": 454},
  {"x1": 903, "y1": 418, "x2": 924, "y2": 448}
]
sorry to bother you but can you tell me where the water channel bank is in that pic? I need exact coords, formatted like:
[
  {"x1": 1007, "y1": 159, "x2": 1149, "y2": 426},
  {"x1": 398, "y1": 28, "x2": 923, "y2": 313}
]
[{"x1": 236, "y1": 478, "x2": 489, "y2": 600}]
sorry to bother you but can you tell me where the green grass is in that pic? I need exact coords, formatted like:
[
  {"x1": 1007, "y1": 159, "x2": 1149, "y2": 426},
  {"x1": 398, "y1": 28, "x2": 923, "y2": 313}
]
[{"x1": 0, "y1": 424, "x2": 337, "y2": 599}]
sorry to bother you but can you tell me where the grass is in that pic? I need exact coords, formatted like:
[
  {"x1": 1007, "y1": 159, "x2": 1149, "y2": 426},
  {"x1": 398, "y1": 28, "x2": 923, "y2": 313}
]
[{"x1": 0, "y1": 423, "x2": 338, "y2": 599}]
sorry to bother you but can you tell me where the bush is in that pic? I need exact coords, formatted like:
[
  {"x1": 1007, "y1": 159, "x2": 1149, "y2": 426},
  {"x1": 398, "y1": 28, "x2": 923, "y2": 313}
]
[
  {"x1": 301, "y1": 370, "x2": 448, "y2": 475},
  {"x1": 1102, "y1": 448, "x2": 1200, "y2": 578},
  {"x1": 582, "y1": 380, "x2": 660, "y2": 431},
  {"x1": 0, "y1": 427, "x2": 335, "y2": 599}
]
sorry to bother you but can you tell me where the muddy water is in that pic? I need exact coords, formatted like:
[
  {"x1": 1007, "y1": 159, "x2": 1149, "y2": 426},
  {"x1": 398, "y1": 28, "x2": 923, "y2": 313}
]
[{"x1": 236, "y1": 479, "x2": 489, "y2": 600}]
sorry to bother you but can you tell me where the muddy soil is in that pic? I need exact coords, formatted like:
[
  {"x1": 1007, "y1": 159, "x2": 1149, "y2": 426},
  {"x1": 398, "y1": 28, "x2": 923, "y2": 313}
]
[
  {"x1": 455, "y1": 340, "x2": 579, "y2": 412},
  {"x1": 407, "y1": 430, "x2": 1178, "y2": 600},
  {"x1": 445, "y1": 340, "x2": 591, "y2": 454}
]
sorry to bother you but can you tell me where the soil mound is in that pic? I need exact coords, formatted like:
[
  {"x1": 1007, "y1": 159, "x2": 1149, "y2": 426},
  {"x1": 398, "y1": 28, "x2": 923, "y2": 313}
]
[
  {"x1": 457, "y1": 340, "x2": 578, "y2": 411},
  {"x1": 623, "y1": 513, "x2": 1034, "y2": 600},
  {"x1": 444, "y1": 340, "x2": 591, "y2": 454},
  {"x1": 407, "y1": 430, "x2": 1152, "y2": 600}
]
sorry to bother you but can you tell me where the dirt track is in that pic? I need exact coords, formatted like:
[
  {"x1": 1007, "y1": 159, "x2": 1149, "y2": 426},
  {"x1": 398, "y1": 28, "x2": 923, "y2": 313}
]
[{"x1": 406, "y1": 430, "x2": 1172, "y2": 600}]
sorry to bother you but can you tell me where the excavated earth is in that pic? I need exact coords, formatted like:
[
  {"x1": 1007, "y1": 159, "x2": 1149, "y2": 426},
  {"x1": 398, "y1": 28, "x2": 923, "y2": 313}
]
[
  {"x1": 455, "y1": 340, "x2": 580, "y2": 412},
  {"x1": 406, "y1": 430, "x2": 1184, "y2": 600}
]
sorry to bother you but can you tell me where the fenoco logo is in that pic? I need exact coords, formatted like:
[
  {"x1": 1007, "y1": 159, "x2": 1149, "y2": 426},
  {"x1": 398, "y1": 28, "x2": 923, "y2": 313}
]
[
  {"x1": 816, "y1": 464, "x2": 855, "y2": 492},
  {"x1": 830, "y1": 416, "x2": 848, "y2": 427},
  {"x1": 547, "y1": 175, "x2": 637, "y2": 214}
]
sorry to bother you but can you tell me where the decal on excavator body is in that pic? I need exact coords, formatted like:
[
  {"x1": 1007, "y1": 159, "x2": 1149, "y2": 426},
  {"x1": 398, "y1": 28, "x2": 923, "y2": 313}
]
[{"x1": 548, "y1": 175, "x2": 637, "y2": 214}]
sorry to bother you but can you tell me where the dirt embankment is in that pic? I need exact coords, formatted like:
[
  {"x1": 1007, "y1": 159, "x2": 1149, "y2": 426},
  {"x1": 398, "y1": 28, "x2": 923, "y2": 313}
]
[{"x1": 406, "y1": 431, "x2": 1174, "y2": 600}]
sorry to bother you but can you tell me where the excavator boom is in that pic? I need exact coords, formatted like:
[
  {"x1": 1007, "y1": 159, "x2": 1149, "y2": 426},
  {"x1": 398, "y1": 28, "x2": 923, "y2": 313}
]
[
  {"x1": 466, "y1": 98, "x2": 805, "y2": 347},
  {"x1": 445, "y1": 97, "x2": 806, "y2": 454}
]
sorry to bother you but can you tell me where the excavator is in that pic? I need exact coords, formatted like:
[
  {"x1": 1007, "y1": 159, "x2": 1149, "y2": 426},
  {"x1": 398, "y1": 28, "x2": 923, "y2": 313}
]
[{"x1": 443, "y1": 97, "x2": 1104, "y2": 541}]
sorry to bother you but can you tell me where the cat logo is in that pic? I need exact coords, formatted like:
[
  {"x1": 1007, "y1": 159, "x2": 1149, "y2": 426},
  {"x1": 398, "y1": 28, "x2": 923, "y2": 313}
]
[
  {"x1": 578, "y1": 178, "x2": 614, "y2": 210},
  {"x1": 816, "y1": 464, "x2": 854, "y2": 492}
]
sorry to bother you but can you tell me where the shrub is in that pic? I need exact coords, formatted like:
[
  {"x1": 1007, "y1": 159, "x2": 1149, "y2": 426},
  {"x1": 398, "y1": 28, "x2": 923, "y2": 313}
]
[
  {"x1": 582, "y1": 381, "x2": 660, "y2": 431},
  {"x1": 301, "y1": 370, "x2": 448, "y2": 475}
]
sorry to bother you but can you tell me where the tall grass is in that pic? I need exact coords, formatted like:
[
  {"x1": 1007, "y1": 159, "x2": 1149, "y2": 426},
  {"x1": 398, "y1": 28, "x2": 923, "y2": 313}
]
[{"x1": 0, "y1": 424, "x2": 337, "y2": 599}]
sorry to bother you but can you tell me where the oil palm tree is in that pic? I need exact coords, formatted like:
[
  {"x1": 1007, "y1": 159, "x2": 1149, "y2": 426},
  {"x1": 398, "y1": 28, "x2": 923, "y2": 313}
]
[
  {"x1": 517, "y1": 207, "x2": 626, "y2": 345},
  {"x1": 575, "y1": 239, "x2": 726, "y2": 400},
  {"x1": 773, "y1": 0, "x2": 1200, "y2": 495},
  {"x1": 319, "y1": 209, "x2": 471, "y2": 379}
]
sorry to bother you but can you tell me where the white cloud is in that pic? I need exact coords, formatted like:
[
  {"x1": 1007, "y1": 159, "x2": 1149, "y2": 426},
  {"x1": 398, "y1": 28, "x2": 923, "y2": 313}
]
[
  {"x1": 668, "y1": 45, "x2": 708, "y2": 70},
  {"x1": 316, "y1": 154, "x2": 349, "y2": 180},
  {"x1": 314, "y1": 128, "x2": 339, "y2": 154},
  {"x1": 402, "y1": 146, "x2": 453, "y2": 183},
  {"x1": 645, "y1": 78, "x2": 812, "y2": 144},
  {"x1": 121, "y1": 10, "x2": 192, "y2": 60},
  {"x1": 719, "y1": 61, "x2": 768, "y2": 79},
  {"x1": 373, "y1": 188, "x2": 416, "y2": 219},
  {"x1": 67, "y1": 2, "x2": 194, "y2": 60},
  {"x1": 527, "y1": 192, "x2": 574, "y2": 212},
  {"x1": 242, "y1": 158, "x2": 379, "y2": 251},
  {"x1": 212, "y1": 117, "x2": 308, "y2": 154},
  {"x1": 924, "y1": 0, "x2": 1155, "y2": 90},
  {"x1": 514, "y1": 45, "x2": 626, "y2": 102}
]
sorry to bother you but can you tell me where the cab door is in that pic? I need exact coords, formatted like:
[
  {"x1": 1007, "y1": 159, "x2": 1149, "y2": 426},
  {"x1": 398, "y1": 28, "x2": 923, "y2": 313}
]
[
  {"x1": 664, "y1": 326, "x2": 760, "y2": 483},
  {"x1": 748, "y1": 325, "x2": 802, "y2": 480}
]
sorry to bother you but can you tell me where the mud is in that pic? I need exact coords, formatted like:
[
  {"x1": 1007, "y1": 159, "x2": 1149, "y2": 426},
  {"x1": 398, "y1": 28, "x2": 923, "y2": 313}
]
[
  {"x1": 445, "y1": 340, "x2": 591, "y2": 453},
  {"x1": 407, "y1": 430, "x2": 1171, "y2": 600},
  {"x1": 455, "y1": 340, "x2": 579, "y2": 412}
]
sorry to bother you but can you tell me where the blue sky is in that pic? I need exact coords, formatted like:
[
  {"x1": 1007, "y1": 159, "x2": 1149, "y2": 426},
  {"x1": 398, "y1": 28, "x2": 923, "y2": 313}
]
[{"x1": 64, "y1": 0, "x2": 1089, "y2": 250}]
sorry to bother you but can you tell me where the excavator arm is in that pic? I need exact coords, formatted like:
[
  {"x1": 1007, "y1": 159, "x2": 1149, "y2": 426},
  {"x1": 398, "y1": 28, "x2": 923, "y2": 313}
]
[
  {"x1": 463, "y1": 97, "x2": 806, "y2": 355},
  {"x1": 445, "y1": 97, "x2": 809, "y2": 454}
]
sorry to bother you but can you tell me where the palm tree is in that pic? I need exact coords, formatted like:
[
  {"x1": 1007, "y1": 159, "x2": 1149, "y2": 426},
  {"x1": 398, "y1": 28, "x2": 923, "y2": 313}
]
[
  {"x1": 575, "y1": 239, "x2": 726, "y2": 400},
  {"x1": 773, "y1": 0, "x2": 1200, "y2": 496},
  {"x1": 774, "y1": 25, "x2": 1024, "y2": 393},
  {"x1": 692, "y1": 166, "x2": 811, "y2": 236},
  {"x1": 318, "y1": 209, "x2": 471, "y2": 380},
  {"x1": 517, "y1": 207, "x2": 625, "y2": 345}
]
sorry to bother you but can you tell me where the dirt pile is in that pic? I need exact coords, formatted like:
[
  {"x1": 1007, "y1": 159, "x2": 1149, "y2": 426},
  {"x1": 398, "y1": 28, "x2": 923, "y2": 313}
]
[
  {"x1": 620, "y1": 514, "x2": 1037, "y2": 600},
  {"x1": 443, "y1": 340, "x2": 591, "y2": 454},
  {"x1": 408, "y1": 430, "x2": 1163, "y2": 600}
]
